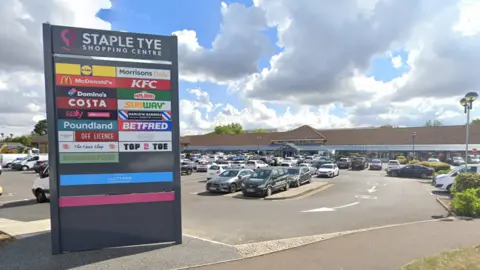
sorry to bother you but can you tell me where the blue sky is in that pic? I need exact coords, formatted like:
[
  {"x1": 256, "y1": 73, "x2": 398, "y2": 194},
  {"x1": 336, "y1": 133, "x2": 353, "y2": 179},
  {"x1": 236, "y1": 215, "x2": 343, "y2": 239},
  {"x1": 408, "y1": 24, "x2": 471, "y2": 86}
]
[{"x1": 97, "y1": 0, "x2": 408, "y2": 119}]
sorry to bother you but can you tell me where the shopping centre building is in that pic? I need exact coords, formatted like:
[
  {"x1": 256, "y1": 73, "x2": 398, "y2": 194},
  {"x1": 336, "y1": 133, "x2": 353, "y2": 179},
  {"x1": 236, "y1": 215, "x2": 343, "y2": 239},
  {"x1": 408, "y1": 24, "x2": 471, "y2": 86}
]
[{"x1": 181, "y1": 125, "x2": 480, "y2": 161}]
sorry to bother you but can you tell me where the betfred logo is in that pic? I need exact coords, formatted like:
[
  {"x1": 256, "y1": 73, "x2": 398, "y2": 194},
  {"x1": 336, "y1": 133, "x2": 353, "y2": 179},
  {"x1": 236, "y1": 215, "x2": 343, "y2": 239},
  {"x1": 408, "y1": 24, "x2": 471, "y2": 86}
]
[
  {"x1": 117, "y1": 78, "x2": 170, "y2": 90},
  {"x1": 56, "y1": 97, "x2": 117, "y2": 110},
  {"x1": 133, "y1": 91, "x2": 155, "y2": 100},
  {"x1": 56, "y1": 74, "x2": 117, "y2": 88},
  {"x1": 119, "y1": 121, "x2": 172, "y2": 131}
]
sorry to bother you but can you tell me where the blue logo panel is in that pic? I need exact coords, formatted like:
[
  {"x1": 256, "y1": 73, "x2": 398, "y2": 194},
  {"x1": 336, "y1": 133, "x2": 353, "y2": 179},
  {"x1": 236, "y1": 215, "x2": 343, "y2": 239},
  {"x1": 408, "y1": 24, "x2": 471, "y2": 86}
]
[
  {"x1": 58, "y1": 120, "x2": 118, "y2": 131},
  {"x1": 60, "y1": 172, "x2": 173, "y2": 186}
]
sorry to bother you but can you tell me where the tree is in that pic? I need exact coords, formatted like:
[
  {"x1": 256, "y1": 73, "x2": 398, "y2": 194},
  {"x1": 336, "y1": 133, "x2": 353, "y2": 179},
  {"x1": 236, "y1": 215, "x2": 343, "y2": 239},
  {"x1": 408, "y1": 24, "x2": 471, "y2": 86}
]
[
  {"x1": 33, "y1": 119, "x2": 48, "y2": 135},
  {"x1": 2, "y1": 135, "x2": 32, "y2": 147},
  {"x1": 472, "y1": 118, "x2": 480, "y2": 124},
  {"x1": 213, "y1": 123, "x2": 245, "y2": 135},
  {"x1": 251, "y1": 129, "x2": 269, "y2": 133},
  {"x1": 424, "y1": 120, "x2": 443, "y2": 127}
]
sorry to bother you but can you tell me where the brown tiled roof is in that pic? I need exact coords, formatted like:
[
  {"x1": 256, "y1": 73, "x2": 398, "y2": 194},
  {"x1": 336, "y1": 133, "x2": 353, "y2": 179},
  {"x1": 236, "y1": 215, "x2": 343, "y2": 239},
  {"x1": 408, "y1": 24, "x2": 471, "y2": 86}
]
[
  {"x1": 318, "y1": 125, "x2": 480, "y2": 145},
  {"x1": 182, "y1": 125, "x2": 326, "y2": 146},
  {"x1": 32, "y1": 135, "x2": 48, "y2": 143}
]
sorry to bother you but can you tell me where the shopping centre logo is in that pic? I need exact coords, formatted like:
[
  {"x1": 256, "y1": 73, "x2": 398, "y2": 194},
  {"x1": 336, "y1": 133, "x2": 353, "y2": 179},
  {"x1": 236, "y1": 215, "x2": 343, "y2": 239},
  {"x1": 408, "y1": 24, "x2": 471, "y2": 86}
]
[{"x1": 61, "y1": 29, "x2": 77, "y2": 51}]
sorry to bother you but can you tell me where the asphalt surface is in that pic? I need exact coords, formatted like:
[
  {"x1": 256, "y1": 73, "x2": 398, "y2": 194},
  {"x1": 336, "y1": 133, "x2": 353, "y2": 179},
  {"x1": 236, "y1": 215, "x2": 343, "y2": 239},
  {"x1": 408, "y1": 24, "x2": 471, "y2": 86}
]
[
  {"x1": 0, "y1": 169, "x2": 38, "y2": 204},
  {"x1": 0, "y1": 168, "x2": 448, "y2": 245},
  {"x1": 194, "y1": 219, "x2": 480, "y2": 270}
]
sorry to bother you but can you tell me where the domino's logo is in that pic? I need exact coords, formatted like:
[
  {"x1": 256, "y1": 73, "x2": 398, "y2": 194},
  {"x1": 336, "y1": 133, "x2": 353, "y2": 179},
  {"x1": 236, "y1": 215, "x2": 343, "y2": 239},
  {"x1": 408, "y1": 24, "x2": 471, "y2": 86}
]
[{"x1": 67, "y1": 88, "x2": 78, "y2": 96}]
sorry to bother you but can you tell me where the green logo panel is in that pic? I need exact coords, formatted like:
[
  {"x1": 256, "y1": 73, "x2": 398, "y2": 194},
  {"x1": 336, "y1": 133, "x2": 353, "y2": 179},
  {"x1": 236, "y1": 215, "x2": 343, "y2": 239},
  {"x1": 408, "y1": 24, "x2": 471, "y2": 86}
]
[
  {"x1": 59, "y1": 153, "x2": 119, "y2": 164},
  {"x1": 117, "y1": 89, "x2": 171, "y2": 101}
]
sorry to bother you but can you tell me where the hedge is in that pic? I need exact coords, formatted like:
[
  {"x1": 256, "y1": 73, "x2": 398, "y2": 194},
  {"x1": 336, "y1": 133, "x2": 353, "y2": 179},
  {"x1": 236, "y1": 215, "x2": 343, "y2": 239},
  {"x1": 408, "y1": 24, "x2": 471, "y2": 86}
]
[
  {"x1": 416, "y1": 161, "x2": 451, "y2": 172},
  {"x1": 396, "y1": 156, "x2": 408, "y2": 164},
  {"x1": 409, "y1": 160, "x2": 420, "y2": 164},
  {"x1": 452, "y1": 173, "x2": 480, "y2": 193},
  {"x1": 452, "y1": 187, "x2": 480, "y2": 217}
]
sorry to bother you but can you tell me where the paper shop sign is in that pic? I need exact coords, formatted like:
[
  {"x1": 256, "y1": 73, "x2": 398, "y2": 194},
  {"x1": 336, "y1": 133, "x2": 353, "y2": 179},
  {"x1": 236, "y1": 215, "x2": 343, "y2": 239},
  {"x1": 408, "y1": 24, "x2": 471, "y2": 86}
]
[
  {"x1": 119, "y1": 142, "x2": 172, "y2": 152},
  {"x1": 59, "y1": 142, "x2": 119, "y2": 152},
  {"x1": 59, "y1": 153, "x2": 119, "y2": 164},
  {"x1": 118, "y1": 131, "x2": 172, "y2": 142}
]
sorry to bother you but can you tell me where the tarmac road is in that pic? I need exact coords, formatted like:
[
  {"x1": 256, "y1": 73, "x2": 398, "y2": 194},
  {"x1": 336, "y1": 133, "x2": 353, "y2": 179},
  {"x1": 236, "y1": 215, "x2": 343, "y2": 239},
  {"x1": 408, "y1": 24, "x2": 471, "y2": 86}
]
[
  {"x1": 0, "y1": 169, "x2": 37, "y2": 204},
  {"x1": 0, "y1": 169, "x2": 448, "y2": 246}
]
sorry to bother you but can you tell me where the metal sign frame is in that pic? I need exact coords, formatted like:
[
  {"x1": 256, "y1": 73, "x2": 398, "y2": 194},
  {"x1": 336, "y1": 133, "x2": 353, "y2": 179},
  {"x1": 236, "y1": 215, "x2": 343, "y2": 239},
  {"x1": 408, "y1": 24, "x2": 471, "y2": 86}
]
[{"x1": 42, "y1": 23, "x2": 181, "y2": 254}]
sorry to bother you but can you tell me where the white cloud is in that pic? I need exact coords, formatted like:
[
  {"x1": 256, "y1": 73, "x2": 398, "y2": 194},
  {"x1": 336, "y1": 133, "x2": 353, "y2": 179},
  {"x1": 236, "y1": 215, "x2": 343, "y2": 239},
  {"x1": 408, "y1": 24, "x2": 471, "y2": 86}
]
[{"x1": 390, "y1": 54, "x2": 403, "y2": 69}]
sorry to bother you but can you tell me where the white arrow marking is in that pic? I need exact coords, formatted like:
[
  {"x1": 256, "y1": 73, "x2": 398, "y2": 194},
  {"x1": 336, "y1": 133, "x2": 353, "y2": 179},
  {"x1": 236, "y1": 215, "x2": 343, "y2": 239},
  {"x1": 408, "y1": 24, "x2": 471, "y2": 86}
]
[
  {"x1": 367, "y1": 186, "x2": 377, "y2": 193},
  {"x1": 355, "y1": 195, "x2": 377, "y2": 200},
  {"x1": 302, "y1": 202, "x2": 360, "y2": 213},
  {"x1": 367, "y1": 182, "x2": 386, "y2": 186}
]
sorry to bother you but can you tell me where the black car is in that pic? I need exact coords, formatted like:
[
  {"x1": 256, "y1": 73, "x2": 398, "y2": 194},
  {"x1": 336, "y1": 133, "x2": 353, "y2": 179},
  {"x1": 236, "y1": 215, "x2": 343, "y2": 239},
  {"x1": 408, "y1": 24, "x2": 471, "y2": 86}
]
[
  {"x1": 387, "y1": 164, "x2": 434, "y2": 179},
  {"x1": 242, "y1": 167, "x2": 290, "y2": 197},
  {"x1": 181, "y1": 162, "x2": 195, "y2": 175},
  {"x1": 286, "y1": 167, "x2": 312, "y2": 187},
  {"x1": 33, "y1": 160, "x2": 48, "y2": 173}
]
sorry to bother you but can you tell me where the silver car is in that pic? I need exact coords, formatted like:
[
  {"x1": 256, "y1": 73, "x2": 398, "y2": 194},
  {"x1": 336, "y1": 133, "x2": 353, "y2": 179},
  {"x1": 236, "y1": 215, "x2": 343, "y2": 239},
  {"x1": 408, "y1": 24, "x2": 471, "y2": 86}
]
[{"x1": 205, "y1": 169, "x2": 254, "y2": 193}]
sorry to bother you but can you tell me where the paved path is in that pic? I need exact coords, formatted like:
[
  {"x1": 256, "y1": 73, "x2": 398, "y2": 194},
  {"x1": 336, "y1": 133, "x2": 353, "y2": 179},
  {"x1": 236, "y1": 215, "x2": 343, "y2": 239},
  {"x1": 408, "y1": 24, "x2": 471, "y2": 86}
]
[{"x1": 193, "y1": 218, "x2": 480, "y2": 270}]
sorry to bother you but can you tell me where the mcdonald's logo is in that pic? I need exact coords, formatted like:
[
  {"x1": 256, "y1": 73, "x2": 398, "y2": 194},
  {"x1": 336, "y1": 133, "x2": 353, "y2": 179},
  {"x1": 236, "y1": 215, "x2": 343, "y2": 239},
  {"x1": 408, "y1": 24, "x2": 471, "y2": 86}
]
[{"x1": 59, "y1": 75, "x2": 73, "y2": 85}]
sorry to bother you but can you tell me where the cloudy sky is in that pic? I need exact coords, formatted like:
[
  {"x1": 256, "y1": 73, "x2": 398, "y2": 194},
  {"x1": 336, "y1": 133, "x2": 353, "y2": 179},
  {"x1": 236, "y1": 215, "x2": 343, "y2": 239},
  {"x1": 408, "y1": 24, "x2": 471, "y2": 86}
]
[{"x1": 1, "y1": 0, "x2": 480, "y2": 136}]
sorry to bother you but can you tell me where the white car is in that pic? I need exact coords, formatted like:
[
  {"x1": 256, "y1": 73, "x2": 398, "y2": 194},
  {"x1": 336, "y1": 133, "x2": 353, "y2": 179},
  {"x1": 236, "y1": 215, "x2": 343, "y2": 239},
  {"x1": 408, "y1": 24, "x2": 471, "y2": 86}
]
[
  {"x1": 386, "y1": 160, "x2": 401, "y2": 172},
  {"x1": 316, "y1": 163, "x2": 339, "y2": 178},
  {"x1": 283, "y1": 157, "x2": 297, "y2": 165},
  {"x1": 299, "y1": 163, "x2": 316, "y2": 173},
  {"x1": 207, "y1": 165, "x2": 231, "y2": 180},
  {"x1": 197, "y1": 160, "x2": 215, "y2": 172},
  {"x1": 232, "y1": 161, "x2": 246, "y2": 168},
  {"x1": 245, "y1": 160, "x2": 268, "y2": 170},
  {"x1": 434, "y1": 165, "x2": 480, "y2": 192},
  {"x1": 428, "y1": 158, "x2": 440, "y2": 163}
]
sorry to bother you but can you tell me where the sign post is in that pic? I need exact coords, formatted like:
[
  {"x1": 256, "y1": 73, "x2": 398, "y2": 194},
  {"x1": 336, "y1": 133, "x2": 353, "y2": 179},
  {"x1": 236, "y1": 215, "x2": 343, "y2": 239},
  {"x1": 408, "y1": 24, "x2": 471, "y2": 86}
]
[{"x1": 42, "y1": 24, "x2": 181, "y2": 254}]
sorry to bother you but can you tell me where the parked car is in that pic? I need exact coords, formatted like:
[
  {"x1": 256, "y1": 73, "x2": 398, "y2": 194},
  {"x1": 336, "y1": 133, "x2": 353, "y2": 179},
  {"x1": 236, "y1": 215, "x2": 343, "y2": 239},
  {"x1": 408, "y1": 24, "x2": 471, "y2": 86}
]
[
  {"x1": 197, "y1": 160, "x2": 215, "y2": 172},
  {"x1": 280, "y1": 162, "x2": 294, "y2": 167},
  {"x1": 245, "y1": 160, "x2": 268, "y2": 170},
  {"x1": 206, "y1": 165, "x2": 231, "y2": 180},
  {"x1": 316, "y1": 163, "x2": 340, "y2": 178},
  {"x1": 387, "y1": 164, "x2": 434, "y2": 179},
  {"x1": 369, "y1": 159, "x2": 383, "y2": 170},
  {"x1": 433, "y1": 165, "x2": 480, "y2": 192},
  {"x1": 33, "y1": 160, "x2": 48, "y2": 173},
  {"x1": 428, "y1": 158, "x2": 440, "y2": 163},
  {"x1": 386, "y1": 160, "x2": 402, "y2": 172},
  {"x1": 12, "y1": 155, "x2": 48, "y2": 171},
  {"x1": 351, "y1": 157, "x2": 368, "y2": 170},
  {"x1": 181, "y1": 162, "x2": 195, "y2": 175},
  {"x1": 232, "y1": 160, "x2": 246, "y2": 169},
  {"x1": 32, "y1": 165, "x2": 50, "y2": 203},
  {"x1": 299, "y1": 163, "x2": 317, "y2": 174},
  {"x1": 286, "y1": 167, "x2": 312, "y2": 187},
  {"x1": 242, "y1": 167, "x2": 290, "y2": 197},
  {"x1": 337, "y1": 158, "x2": 351, "y2": 169},
  {"x1": 205, "y1": 169, "x2": 254, "y2": 193},
  {"x1": 448, "y1": 156, "x2": 466, "y2": 166}
]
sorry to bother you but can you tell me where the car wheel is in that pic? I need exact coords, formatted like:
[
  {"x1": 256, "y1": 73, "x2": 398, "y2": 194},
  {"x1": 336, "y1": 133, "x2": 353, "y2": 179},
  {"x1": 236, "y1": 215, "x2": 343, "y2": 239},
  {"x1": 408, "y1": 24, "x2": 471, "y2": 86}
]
[
  {"x1": 265, "y1": 186, "x2": 273, "y2": 197},
  {"x1": 391, "y1": 171, "x2": 398, "y2": 177},
  {"x1": 187, "y1": 169, "x2": 192, "y2": 175},
  {"x1": 6, "y1": 163, "x2": 11, "y2": 168},
  {"x1": 21, "y1": 166, "x2": 28, "y2": 171},
  {"x1": 420, "y1": 173, "x2": 427, "y2": 179},
  {"x1": 446, "y1": 184, "x2": 452, "y2": 193},
  {"x1": 229, "y1": 183, "x2": 237, "y2": 193},
  {"x1": 284, "y1": 182, "x2": 290, "y2": 191},
  {"x1": 296, "y1": 179, "x2": 300, "y2": 187},
  {"x1": 35, "y1": 189, "x2": 47, "y2": 203}
]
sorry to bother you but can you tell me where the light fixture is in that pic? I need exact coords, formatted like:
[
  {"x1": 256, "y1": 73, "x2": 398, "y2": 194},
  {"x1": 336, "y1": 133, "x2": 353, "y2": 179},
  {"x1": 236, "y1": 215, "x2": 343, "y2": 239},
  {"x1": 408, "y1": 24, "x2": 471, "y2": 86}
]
[
  {"x1": 460, "y1": 98, "x2": 467, "y2": 106},
  {"x1": 465, "y1": 92, "x2": 478, "y2": 102}
]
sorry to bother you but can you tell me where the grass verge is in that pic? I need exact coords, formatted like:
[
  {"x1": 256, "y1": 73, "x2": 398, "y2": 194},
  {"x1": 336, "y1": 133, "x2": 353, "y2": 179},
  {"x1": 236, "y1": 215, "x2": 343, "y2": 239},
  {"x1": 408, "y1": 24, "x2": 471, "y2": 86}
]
[
  {"x1": 399, "y1": 245, "x2": 480, "y2": 270},
  {"x1": 0, "y1": 231, "x2": 15, "y2": 248}
]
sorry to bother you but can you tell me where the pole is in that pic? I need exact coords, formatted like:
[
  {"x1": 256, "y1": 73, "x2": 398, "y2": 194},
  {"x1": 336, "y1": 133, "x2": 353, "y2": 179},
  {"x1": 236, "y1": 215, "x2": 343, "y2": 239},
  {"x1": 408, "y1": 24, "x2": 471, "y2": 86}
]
[
  {"x1": 466, "y1": 107, "x2": 471, "y2": 162},
  {"x1": 412, "y1": 135, "x2": 415, "y2": 160}
]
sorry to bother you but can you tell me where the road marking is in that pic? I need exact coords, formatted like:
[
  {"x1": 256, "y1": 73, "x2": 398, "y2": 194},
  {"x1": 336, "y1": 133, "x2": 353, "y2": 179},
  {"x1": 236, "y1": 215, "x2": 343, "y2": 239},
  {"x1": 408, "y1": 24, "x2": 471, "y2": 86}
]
[
  {"x1": 355, "y1": 195, "x2": 377, "y2": 200},
  {"x1": 366, "y1": 182, "x2": 386, "y2": 186},
  {"x1": 367, "y1": 186, "x2": 377, "y2": 193},
  {"x1": 183, "y1": 234, "x2": 234, "y2": 247},
  {"x1": 302, "y1": 202, "x2": 360, "y2": 213}
]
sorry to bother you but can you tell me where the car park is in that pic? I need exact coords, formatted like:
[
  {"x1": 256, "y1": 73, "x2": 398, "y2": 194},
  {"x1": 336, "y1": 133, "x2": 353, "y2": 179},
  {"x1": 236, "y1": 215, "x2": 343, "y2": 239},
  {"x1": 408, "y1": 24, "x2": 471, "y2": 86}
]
[
  {"x1": 181, "y1": 161, "x2": 195, "y2": 175},
  {"x1": 386, "y1": 160, "x2": 402, "y2": 171},
  {"x1": 232, "y1": 160, "x2": 246, "y2": 168},
  {"x1": 337, "y1": 157, "x2": 351, "y2": 169},
  {"x1": 197, "y1": 160, "x2": 215, "y2": 172},
  {"x1": 351, "y1": 157, "x2": 368, "y2": 170},
  {"x1": 286, "y1": 167, "x2": 312, "y2": 187},
  {"x1": 387, "y1": 164, "x2": 434, "y2": 179},
  {"x1": 369, "y1": 159, "x2": 383, "y2": 170},
  {"x1": 316, "y1": 163, "x2": 339, "y2": 178},
  {"x1": 245, "y1": 160, "x2": 268, "y2": 170},
  {"x1": 12, "y1": 155, "x2": 48, "y2": 171},
  {"x1": 448, "y1": 156, "x2": 465, "y2": 166},
  {"x1": 205, "y1": 169, "x2": 254, "y2": 193},
  {"x1": 206, "y1": 165, "x2": 231, "y2": 180},
  {"x1": 241, "y1": 167, "x2": 290, "y2": 197}
]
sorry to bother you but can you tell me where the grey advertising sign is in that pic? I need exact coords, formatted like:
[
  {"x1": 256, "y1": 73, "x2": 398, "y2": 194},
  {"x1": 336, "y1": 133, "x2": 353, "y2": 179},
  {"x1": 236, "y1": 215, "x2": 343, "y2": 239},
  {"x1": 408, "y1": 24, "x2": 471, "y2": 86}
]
[
  {"x1": 51, "y1": 25, "x2": 174, "y2": 61},
  {"x1": 42, "y1": 23, "x2": 181, "y2": 255}
]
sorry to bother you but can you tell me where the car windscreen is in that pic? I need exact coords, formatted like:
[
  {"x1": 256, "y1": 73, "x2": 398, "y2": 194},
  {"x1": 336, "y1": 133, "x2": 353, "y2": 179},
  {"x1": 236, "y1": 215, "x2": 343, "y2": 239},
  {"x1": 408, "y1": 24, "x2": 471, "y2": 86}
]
[
  {"x1": 219, "y1": 170, "x2": 239, "y2": 177},
  {"x1": 251, "y1": 170, "x2": 271, "y2": 179},
  {"x1": 321, "y1": 164, "x2": 333, "y2": 169},
  {"x1": 246, "y1": 161, "x2": 256, "y2": 165},
  {"x1": 209, "y1": 165, "x2": 220, "y2": 170},
  {"x1": 388, "y1": 161, "x2": 399, "y2": 165},
  {"x1": 287, "y1": 168, "x2": 300, "y2": 175},
  {"x1": 339, "y1": 158, "x2": 348, "y2": 162},
  {"x1": 371, "y1": 159, "x2": 381, "y2": 163}
]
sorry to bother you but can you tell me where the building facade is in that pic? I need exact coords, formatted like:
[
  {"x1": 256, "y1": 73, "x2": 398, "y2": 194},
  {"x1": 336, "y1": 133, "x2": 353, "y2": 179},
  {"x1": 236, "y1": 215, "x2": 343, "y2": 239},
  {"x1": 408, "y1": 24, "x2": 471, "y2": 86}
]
[{"x1": 182, "y1": 125, "x2": 480, "y2": 161}]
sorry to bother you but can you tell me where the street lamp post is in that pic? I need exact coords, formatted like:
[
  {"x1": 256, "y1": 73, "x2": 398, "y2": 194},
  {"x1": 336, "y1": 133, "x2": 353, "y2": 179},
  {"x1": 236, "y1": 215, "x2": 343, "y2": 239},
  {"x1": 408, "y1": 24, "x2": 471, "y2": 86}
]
[
  {"x1": 256, "y1": 135, "x2": 262, "y2": 154},
  {"x1": 412, "y1": 132, "x2": 416, "y2": 160},
  {"x1": 460, "y1": 92, "x2": 478, "y2": 163}
]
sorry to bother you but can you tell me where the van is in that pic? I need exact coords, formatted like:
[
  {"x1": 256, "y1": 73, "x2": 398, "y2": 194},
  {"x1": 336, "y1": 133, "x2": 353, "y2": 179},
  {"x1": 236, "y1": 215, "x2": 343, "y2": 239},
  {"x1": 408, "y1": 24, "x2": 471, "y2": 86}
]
[
  {"x1": 433, "y1": 165, "x2": 480, "y2": 192},
  {"x1": 0, "y1": 154, "x2": 29, "y2": 168},
  {"x1": 32, "y1": 165, "x2": 50, "y2": 203},
  {"x1": 12, "y1": 154, "x2": 48, "y2": 171}
]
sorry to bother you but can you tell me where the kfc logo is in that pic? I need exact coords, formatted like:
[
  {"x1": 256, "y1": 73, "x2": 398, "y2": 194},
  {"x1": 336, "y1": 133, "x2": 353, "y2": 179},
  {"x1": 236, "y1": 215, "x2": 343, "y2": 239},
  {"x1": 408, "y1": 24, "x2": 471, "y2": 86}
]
[{"x1": 131, "y1": 80, "x2": 157, "y2": 89}]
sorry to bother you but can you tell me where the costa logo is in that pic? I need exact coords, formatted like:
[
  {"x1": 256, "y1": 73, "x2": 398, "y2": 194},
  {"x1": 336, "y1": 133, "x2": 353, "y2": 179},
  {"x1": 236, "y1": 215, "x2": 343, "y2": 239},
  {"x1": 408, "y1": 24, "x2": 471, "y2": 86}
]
[
  {"x1": 55, "y1": 86, "x2": 117, "y2": 98},
  {"x1": 117, "y1": 78, "x2": 170, "y2": 90},
  {"x1": 56, "y1": 74, "x2": 117, "y2": 88},
  {"x1": 56, "y1": 97, "x2": 117, "y2": 110},
  {"x1": 57, "y1": 109, "x2": 117, "y2": 120},
  {"x1": 119, "y1": 142, "x2": 172, "y2": 152},
  {"x1": 74, "y1": 131, "x2": 118, "y2": 142}
]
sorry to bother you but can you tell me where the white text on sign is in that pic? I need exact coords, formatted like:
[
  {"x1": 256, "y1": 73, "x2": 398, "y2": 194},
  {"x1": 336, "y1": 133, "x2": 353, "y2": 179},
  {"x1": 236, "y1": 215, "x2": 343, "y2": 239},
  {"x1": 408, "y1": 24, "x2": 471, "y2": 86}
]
[{"x1": 119, "y1": 142, "x2": 172, "y2": 152}]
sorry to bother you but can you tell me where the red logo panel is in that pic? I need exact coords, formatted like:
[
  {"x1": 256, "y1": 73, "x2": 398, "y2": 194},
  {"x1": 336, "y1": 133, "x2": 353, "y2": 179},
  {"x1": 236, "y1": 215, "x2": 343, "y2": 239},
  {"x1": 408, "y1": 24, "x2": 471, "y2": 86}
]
[
  {"x1": 56, "y1": 97, "x2": 117, "y2": 110},
  {"x1": 56, "y1": 75, "x2": 117, "y2": 88},
  {"x1": 74, "y1": 131, "x2": 118, "y2": 142},
  {"x1": 116, "y1": 78, "x2": 170, "y2": 90}
]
